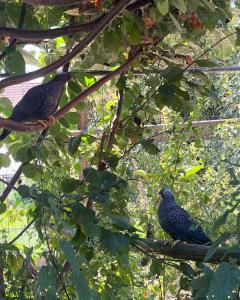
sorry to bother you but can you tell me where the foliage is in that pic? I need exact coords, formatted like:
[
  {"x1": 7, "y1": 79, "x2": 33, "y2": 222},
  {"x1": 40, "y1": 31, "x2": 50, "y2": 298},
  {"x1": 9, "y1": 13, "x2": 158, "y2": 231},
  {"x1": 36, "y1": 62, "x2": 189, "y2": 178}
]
[{"x1": 0, "y1": 0, "x2": 239, "y2": 299}]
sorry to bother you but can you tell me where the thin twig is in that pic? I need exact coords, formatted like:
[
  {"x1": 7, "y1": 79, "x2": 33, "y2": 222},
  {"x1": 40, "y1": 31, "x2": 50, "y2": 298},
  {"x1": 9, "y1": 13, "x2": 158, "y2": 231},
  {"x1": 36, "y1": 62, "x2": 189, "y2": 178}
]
[{"x1": 9, "y1": 218, "x2": 36, "y2": 245}]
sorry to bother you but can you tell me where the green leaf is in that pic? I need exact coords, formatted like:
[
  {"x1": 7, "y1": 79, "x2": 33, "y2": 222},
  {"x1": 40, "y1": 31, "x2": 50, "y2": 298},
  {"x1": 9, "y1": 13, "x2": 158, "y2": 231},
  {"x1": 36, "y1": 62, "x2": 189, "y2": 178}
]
[
  {"x1": 111, "y1": 216, "x2": 136, "y2": 232},
  {"x1": 149, "y1": 260, "x2": 162, "y2": 276},
  {"x1": 100, "y1": 230, "x2": 130, "y2": 255},
  {"x1": 5, "y1": 50, "x2": 25, "y2": 75},
  {"x1": 237, "y1": 213, "x2": 240, "y2": 242},
  {"x1": 141, "y1": 139, "x2": 160, "y2": 155},
  {"x1": 183, "y1": 165, "x2": 204, "y2": 178},
  {"x1": 195, "y1": 60, "x2": 218, "y2": 67},
  {"x1": 60, "y1": 241, "x2": 94, "y2": 300},
  {"x1": 71, "y1": 203, "x2": 101, "y2": 237},
  {"x1": 171, "y1": 0, "x2": 187, "y2": 13},
  {"x1": 155, "y1": 0, "x2": 169, "y2": 16},
  {"x1": 6, "y1": 3, "x2": 21, "y2": 26},
  {"x1": 68, "y1": 135, "x2": 82, "y2": 155},
  {"x1": 103, "y1": 29, "x2": 121, "y2": 53},
  {"x1": 0, "y1": 203, "x2": 7, "y2": 214},
  {"x1": 179, "y1": 262, "x2": 195, "y2": 278},
  {"x1": 0, "y1": 153, "x2": 11, "y2": 168},
  {"x1": 14, "y1": 146, "x2": 36, "y2": 162},
  {"x1": 64, "y1": 111, "x2": 80, "y2": 125},
  {"x1": 0, "y1": 97, "x2": 13, "y2": 117},
  {"x1": 169, "y1": 12, "x2": 183, "y2": 32},
  {"x1": 201, "y1": 0, "x2": 216, "y2": 11},
  {"x1": 208, "y1": 263, "x2": 240, "y2": 300},
  {"x1": 204, "y1": 232, "x2": 231, "y2": 262},
  {"x1": 61, "y1": 178, "x2": 79, "y2": 193},
  {"x1": 213, "y1": 204, "x2": 239, "y2": 230},
  {"x1": 88, "y1": 191, "x2": 109, "y2": 203},
  {"x1": 17, "y1": 185, "x2": 31, "y2": 199},
  {"x1": 22, "y1": 163, "x2": 41, "y2": 179},
  {"x1": 38, "y1": 266, "x2": 57, "y2": 299},
  {"x1": 236, "y1": 28, "x2": 240, "y2": 47}
]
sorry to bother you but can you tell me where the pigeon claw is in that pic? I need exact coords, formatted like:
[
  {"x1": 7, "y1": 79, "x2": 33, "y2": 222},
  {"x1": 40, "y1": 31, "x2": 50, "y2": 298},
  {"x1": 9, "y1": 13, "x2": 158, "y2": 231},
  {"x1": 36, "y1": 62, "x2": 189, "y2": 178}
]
[
  {"x1": 37, "y1": 119, "x2": 48, "y2": 129},
  {"x1": 37, "y1": 116, "x2": 56, "y2": 129},
  {"x1": 171, "y1": 240, "x2": 181, "y2": 247},
  {"x1": 48, "y1": 116, "x2": 56, "y2": 125}
]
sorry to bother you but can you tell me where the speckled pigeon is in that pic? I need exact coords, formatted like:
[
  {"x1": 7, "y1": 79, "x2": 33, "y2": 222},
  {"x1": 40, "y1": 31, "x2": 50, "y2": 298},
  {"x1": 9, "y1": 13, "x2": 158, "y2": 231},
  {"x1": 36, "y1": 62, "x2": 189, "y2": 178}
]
[
  {"x1": 158, "y1": 188, "x2": 211, "y2": 245},
  {"x1": 0, "y1": 73, "x2": 71, "y2": 141}
]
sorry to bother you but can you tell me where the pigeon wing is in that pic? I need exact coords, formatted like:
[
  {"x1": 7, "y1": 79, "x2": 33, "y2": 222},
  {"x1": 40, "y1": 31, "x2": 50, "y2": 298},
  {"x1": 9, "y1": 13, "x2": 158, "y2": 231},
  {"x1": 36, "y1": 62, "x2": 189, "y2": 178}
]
[{"x1": 167, "y1": 206, "x2": 211, "y2": 244}]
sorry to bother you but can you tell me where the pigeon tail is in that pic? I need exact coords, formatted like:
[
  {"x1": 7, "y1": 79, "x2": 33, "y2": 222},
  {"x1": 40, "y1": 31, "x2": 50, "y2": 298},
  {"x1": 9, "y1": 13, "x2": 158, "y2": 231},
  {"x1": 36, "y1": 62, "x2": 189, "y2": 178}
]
[{"x1": 0, "y1": 129, "x2": 12, "y2": 141}]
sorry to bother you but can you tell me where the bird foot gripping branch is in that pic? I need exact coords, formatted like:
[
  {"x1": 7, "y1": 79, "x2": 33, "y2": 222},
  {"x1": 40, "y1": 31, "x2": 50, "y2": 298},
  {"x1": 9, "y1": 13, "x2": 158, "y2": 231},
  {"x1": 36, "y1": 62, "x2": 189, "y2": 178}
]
[
  {"x1": 37, "y1": 116, "x2": 56, "y2": 129},
  {"x1": 0, "y1": 73, "x2": 70, "y2": 141}
]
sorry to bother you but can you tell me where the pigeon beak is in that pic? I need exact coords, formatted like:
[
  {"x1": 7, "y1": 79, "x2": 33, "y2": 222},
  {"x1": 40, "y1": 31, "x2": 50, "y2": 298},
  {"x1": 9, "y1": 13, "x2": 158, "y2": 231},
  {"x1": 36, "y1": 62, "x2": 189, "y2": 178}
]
[{"x1": 159, "y1": 188, "x2": 165, "y2": 197}]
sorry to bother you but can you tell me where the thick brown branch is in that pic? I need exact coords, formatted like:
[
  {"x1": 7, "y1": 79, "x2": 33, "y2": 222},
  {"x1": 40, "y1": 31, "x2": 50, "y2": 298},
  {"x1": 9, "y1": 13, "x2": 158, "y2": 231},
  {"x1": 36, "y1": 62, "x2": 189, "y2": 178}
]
[
  {"x1": 0, "y1": 48, "x2": 143, "y2": 132},
  {"x1": 0, "y1": 0, "x2": 132, "y2": 89},
  {"x1": 134, "y1": 239, "x2": 240, "y2": 265},
  {"x1": 23, "y1": 0, "x2": 81, "y2": 5},
  {"x1": 0, "y1": 18, "x2": 101, "y2": 41},
  {"x1": 0, "y1": 0, "x2": 151, "y2": 42}
]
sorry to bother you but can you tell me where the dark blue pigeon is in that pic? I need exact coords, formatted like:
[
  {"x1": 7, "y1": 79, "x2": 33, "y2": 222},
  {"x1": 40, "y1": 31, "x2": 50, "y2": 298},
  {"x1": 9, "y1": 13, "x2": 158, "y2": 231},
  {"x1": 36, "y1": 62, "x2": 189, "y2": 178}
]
[
  {"x1": 0, "y1": 73, "x2": 71, "y2": 141},
  {"x1": 158, "y1": 188, "x2": 211, "y2": 245}
]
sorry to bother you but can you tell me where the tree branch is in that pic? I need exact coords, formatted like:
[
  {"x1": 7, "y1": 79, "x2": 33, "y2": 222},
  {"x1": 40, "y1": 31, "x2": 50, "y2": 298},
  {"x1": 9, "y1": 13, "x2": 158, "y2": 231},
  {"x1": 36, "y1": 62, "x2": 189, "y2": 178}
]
[
  {"x1": 134, "y1": 239, "x2": 240, "y2": 265},
  {"x1": 0, "y1": 0, "x2": 132, "y2": 89},
  {"x1": 0, "y1": 3, "x2": 26, "y2": 61},
  {"x1": 0, "y1": 18, "x2": 101, "y2": 41},
  {"x1": 0, "y1": 0, "x2": 152, "y2": 42},
  {"x1": 23, "y1": 0, "x2": 81, "y2": 6},
  {"x1": 9, "y1": 218, "x2": 36, "y2": 245},
  {"x1": 0, "y1": 47, "x2": 143, "y2": 132}
]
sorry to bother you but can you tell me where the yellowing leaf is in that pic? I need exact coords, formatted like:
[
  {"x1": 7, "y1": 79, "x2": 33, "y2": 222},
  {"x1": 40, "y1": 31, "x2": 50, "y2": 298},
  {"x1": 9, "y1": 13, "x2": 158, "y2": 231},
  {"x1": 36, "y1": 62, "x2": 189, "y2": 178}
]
[
  {"x1": 183, "y1": 165, "x2": 204, "y2": 178},
  {"x1": 133, "y1": 169, "x2": 149, "y2": 178}
]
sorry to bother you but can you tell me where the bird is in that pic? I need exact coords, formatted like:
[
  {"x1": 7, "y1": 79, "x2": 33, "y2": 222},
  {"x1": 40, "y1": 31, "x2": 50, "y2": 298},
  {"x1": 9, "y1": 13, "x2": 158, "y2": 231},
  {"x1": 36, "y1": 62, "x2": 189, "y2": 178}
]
[
  {"x1": 158, "y1": 188, "x2": 211, "y2": 245},
  {"x1": 0, "y1": 72, "x2": 71, "y2": 141}
]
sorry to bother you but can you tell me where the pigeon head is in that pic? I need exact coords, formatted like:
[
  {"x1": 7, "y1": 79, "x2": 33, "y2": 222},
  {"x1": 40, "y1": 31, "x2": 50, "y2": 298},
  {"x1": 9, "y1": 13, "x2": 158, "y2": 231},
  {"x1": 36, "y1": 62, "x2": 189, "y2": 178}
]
[
  {"x1": 53, "y1": 72, "x2": 71, "y2": 83},
  {"x1": 160, "y1": 188, "x2": 175, "y2": 202}
]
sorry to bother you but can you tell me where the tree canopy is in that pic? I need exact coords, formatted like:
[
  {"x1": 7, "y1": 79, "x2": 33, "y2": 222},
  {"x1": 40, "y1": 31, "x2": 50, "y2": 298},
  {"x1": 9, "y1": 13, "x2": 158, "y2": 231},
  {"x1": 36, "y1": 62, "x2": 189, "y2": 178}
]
[{"x1": 0, "y1": 0, "x2": 240, "y2": 299}]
